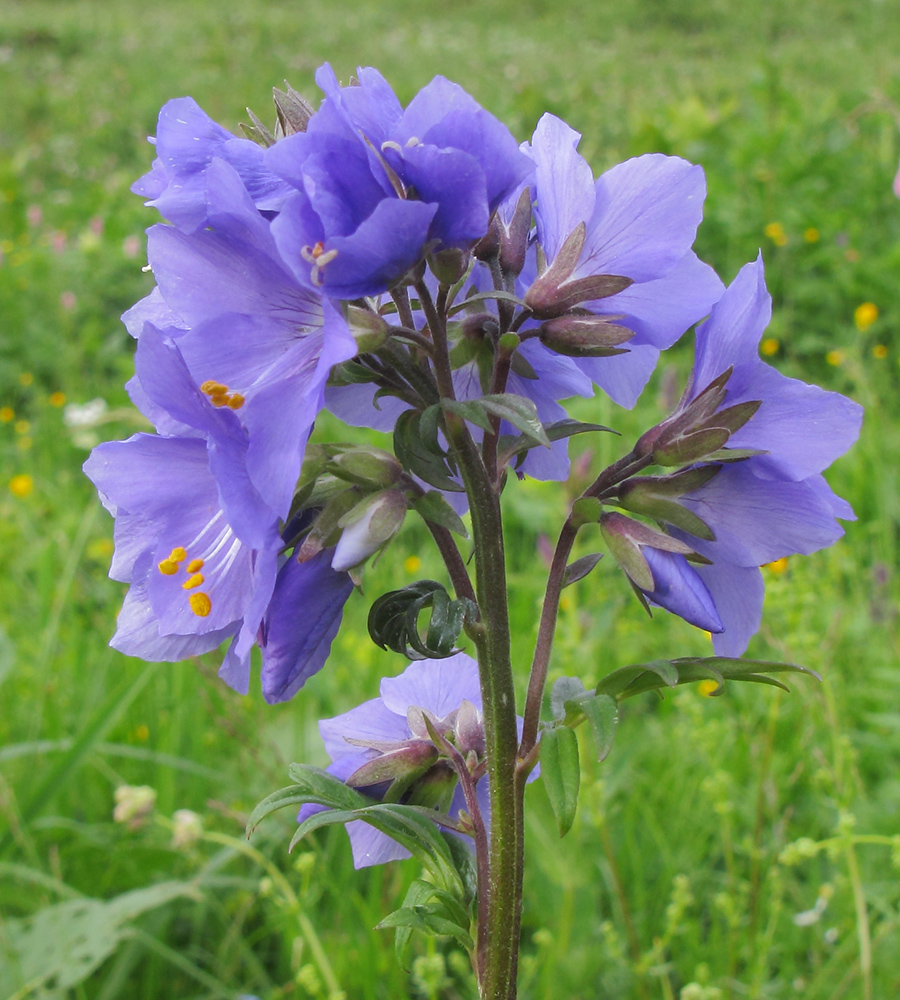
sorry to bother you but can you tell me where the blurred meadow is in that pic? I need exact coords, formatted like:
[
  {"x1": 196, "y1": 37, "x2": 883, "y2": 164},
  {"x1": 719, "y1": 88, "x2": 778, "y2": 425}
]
[{"x1": 2, "y1": 0, "x2": 900, "y2": 997}]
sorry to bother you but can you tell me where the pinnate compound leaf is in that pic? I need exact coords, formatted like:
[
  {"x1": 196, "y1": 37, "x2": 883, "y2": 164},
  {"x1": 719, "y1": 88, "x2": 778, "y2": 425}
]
[
  {"x1": 368, "y1": 581, "x2": 477, "y2": 660},
  {"x1": 289, "y1": 801, "x2": 465, "y2": 894},
  {"x1": 541, "y1": 725, "x2": 580, "y2": 837},
  {"x1": 444, "y1": 393, "x2": 550, "y2": 448},
  {"x1": 596, "y1": 656, "x2": 818, "y2": 701},
  {"x1": 246, "y1": 765, "x2": 369, "y2": 836},
  {"x1": 393, "y1": 409, "x2": 464, "y2": 493}
]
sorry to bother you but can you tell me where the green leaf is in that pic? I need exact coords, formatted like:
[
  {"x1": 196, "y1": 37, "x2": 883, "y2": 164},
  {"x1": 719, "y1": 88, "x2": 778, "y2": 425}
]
[
  {"x1": 444, "y1": 393, "x2": 551, "y2": 448},
  {"x1": 412, "y1": 491, "x2": 469, "y2": 538},
  {"x1": 377, "y1": 905, "x2": 474, "y2": 952},
  {"x1": 393, "y1": 410, "x2": 464, "y2": 493},
  {"x1": 579, "y1": 693, "x2": 618, "y2": 762},
  {"x1": 595, "y1": 656, "x2": 818, "y2": 701},
  {"x1": 447, "y1": 288, "x2": 529, "y2": 316},
  {"x1": 498, "y1": 418, "x2": 617, "y2": 468},
  {"x1": 550, "y1": 678, "x2": 618, "y2": 762},
  {"x1": 368, "y1": 581, "x2": 477, "y2": 660},
  {"x1": 541, "y1": 725, "x2": 581, "y2": 837},
  {"x1": 289, "y1": 801, "x2": 464, "y2": 894},
  {"x1": 563, "y1": 553, "x2": 604, "y2": 588},
  {"x1": 0, "y1": 881, "x2": 199, "y2": 996}
]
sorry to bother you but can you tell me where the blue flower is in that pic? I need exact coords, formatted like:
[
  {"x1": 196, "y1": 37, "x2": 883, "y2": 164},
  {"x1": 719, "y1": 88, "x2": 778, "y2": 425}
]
[
  {"x1": 133, "y1": 97, "x2": 292, "y2": 231},
  {"x1": 641, "y1": 256, "x2": 862, "y2": 653}
]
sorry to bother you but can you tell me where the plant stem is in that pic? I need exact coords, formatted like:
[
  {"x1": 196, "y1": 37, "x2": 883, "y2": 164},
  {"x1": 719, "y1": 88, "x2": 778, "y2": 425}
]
[{"x1": 424, "y1": 276, "x2": 523, "y2": 999}]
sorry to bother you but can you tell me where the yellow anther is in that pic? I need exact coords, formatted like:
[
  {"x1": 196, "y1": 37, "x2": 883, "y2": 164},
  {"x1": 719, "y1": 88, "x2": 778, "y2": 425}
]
[
  {"x1": 187, "y1": 558, "x2": 204, "y2": 573},
  {"x1": 158, "y1": 559, "x2": 179, "y2": 575},
  {"x1": 226, "y1": 393, "x2": 245, "y2": 409},
  {"x1": 210, "y1": 395, "x2": 229, "y2": 407},
  {"x1": 200, "y1": 380, "x2": 228, "y2": 395},
  {"x1": 311, "y1": 241, "x2": 325, "y2": 259},
  {"x1": 189, "y1": 592, "x2": 212, "y2": 617},
  {"x1": 182, "y1": 572, "x2": 205, "y2": 590},
  {"x1": 168, "y1": 547, "x2": 187, "y2": 563}
]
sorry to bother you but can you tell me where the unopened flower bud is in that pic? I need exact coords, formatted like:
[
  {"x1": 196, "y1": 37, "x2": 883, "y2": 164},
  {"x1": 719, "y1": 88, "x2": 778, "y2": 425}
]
[
  {"x1": 331, "y1": 489, "x2": 407, "y2": 571},
  {"x1": 345, "y1": 740, "x2": 439, "y2": 788},
  {"x1": 346, "y1": 306, "x2": 389, "y2": 353},
  {"x1": 428, "y1": 247, "x2": 469, "y2": 285},
  {"x1": 498, "y1": 186, "x2": 533, "y2": 277},
  {"x1": 454, "y1": 699, "x2": 485, "y2": 757},
  {"x1": 539, "y1": 314, "x2": 634, "y2": 358},
  {"x1": 113, "y1": 784, "x2": 156, "y2": 828},
  {"x1": 472, "y1": 214, "x2": 501, "y2": 261},
  {"x1": 525, "y1": 223, "x2": 633, "y2": 318},
  {"x1": 330, "y1": 447, "x2": 401, "y2": 488}
]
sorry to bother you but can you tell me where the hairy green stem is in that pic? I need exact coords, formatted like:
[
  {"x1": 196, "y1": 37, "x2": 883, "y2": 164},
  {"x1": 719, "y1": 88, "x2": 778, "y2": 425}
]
[{"x1": 422, "y1": 276, "x2": 523, "y2": 999}]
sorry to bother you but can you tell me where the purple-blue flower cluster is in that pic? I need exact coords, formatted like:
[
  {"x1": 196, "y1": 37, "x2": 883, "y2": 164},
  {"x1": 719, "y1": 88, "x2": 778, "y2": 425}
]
[{"x1": 86, "y1": 61, "x2": 860, "y2": 721}]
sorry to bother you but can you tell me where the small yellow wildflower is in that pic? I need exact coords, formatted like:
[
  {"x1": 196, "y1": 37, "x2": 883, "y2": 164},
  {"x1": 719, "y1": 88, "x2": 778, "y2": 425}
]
[
  {"x1": 803, "y1": 227, "x2": 820, "y2": 243},
  {"x1": 0, "y1": 406, "x2": 13, "y2": 423},
  {"x1": 87, "y1": 537, "x2": 115, "y2": 560},
  {"x1": 698, "y1": 679, "x2": 720, "y2": 697},
  {"x1": 766, "y1": 557, "x2": 789, "y2": 575},
  {"x1": 9, "y1": 474, "x2": 33, "y2": 498},
  {"x1": 854, "y1": 302, "x2": 878, "y2": 332},
  {"x1": 18, "y1": 372, "x2": 33, "y2": 387},
  {"x1": 764, "y1": 222, "x2": 788, "y2": 247},
  {"x1": 760, "y1": 337, "x2": 779, "y2": 357},
  {"x1": 134, "y1": 724, "x2": 150, "y2": 742},
  {"x1": 404, "y1": 554, "x2": 422, "y2": 574},
  {"x1": 825, "y1": 350, "x2": 845, "y2": 367},
  {"x1": 14, "y1": 419, "x2": 30, "y2": 435},
  {"x1": 559, "y1": 595, "x2": 572, "y2": 612},
  {"x1": 49, "y1": 391, "x2": 66, "y2": 407},
  {"x1": 873, "y1": 344, "x2": 888, "y2": 360}
]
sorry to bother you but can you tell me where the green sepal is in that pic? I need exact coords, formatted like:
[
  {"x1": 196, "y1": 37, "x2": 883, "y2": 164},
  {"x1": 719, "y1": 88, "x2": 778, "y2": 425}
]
[
  {"x1": 595, "y1": 656, "x2": 819, "y2": 701},
  {"x1": 562, "y1": 553, "x2": 603, "y2": 587},
  {"x1": 411, "y1": 490, "x2": 469, "y2": 538},
  {"x1": 541, "y1": 725, "x2": 581, "y2": 837}
]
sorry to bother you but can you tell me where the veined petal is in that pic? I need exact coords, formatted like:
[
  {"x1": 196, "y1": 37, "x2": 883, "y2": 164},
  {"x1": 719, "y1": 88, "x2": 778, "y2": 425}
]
[
  {"x1": 379, "y1": 652, "x2": 482, "y2": 718},
  {"x1": 530, "y1": 113, "x2": 596, "y2": 263},
  {"x1": 693, "y1": 562, "x2": 765, "y2": 658},
  {"x1": 681, "y1": 464, "x2": 850, "y2": 567},
  {"x1": 579, "y1": 153, "x2": 707, "y2": 283}
]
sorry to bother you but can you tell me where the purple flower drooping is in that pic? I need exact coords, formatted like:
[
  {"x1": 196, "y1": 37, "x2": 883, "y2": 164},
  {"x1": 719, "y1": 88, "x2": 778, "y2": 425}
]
[
  {"x1": 298, "y1": 653, "x2": 543, "y2": 868},
  {"x1": 642, "y1": 256, "x2": 862, "y2": 654}
]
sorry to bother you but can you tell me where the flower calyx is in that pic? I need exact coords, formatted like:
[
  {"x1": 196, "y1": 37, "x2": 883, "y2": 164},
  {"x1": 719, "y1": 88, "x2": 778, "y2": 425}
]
[
  {"x1": 538, "y1": 312, "x2": 634, "y2": 358},
  {"x1": 616, "y1": 467, "x2": 720, "y2": 541},
  {"x1": 525, "y1": 223, "x2": 633, "y2": 319},
  {"x1": 599, "y1": 511, "x2": 708, "y2": 592},
  {"x1": 331, "y1": 488, "x2": 408, "y2": 572},
  {"x1": 635, "y1": 368, "x2": 763, "y2": 467}
]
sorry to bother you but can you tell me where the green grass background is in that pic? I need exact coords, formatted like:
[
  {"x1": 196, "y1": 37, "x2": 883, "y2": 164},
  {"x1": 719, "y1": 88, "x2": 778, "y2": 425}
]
[{"x1": 1, "y1": 0, "x2": 899, "y2": 997}]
